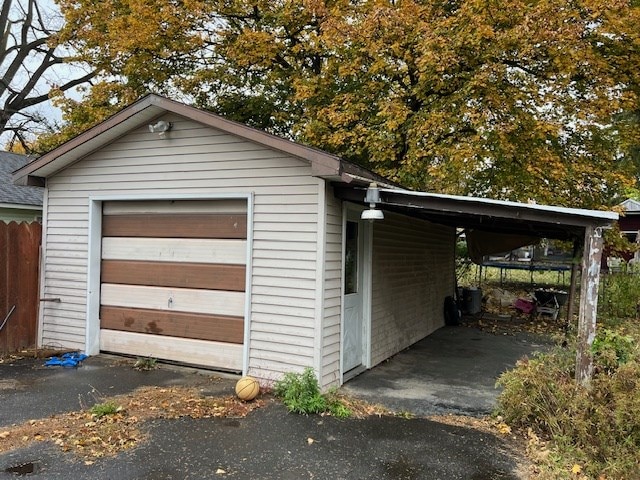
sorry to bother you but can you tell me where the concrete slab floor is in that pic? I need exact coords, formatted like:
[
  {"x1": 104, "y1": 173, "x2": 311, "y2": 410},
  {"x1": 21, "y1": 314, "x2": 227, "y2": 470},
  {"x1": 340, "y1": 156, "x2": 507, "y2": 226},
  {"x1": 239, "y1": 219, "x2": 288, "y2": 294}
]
[{"x1": 342, "y1": 325, "x2": 552, "y2": 417}]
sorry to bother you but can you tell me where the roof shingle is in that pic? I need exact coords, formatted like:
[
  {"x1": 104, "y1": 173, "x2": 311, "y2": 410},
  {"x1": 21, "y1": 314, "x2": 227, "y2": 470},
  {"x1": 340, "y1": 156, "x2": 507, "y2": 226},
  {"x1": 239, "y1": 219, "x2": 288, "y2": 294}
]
[{"x1": 0, "y1": 151, "x2": 43, "y2": 207}]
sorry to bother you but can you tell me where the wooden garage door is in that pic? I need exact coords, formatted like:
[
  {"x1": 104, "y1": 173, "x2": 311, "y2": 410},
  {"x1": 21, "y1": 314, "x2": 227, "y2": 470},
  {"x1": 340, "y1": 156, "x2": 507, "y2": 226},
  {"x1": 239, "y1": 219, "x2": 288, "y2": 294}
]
[{"x1": 98, "y1": 199, "x2": 247, "y2": 371}]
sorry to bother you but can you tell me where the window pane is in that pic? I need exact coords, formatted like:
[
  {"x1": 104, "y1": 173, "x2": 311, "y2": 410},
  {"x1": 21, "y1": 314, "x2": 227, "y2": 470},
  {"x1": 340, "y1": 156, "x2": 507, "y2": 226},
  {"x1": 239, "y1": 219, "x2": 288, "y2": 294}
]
[{"x1": 345, "y1": 221, "x2": 358, "y2": 294}]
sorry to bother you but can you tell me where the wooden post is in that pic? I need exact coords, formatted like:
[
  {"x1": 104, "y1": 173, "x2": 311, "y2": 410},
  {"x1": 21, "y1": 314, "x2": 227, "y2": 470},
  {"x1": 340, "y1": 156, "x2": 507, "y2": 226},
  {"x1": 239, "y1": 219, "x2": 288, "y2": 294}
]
[{"x1": 575, "y1": 225, "x2": 604, "y2": 385}]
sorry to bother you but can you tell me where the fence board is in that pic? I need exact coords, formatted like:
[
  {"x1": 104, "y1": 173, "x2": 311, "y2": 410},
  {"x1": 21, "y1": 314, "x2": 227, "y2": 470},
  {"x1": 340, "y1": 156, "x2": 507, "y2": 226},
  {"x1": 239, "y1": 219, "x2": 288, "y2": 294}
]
[{"x1": 0, "y1": 221, "x2": 41, "y2": 354}]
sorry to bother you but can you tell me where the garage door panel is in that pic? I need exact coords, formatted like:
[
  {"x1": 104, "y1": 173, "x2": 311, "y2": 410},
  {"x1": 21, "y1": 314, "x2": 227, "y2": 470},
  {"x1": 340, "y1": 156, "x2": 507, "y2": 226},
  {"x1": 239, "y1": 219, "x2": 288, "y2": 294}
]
[
  {"x1": 101, "y1": 237, "x2": 247, "y2": 264},
  {"x1": 100, "y1": 330, "x2": 243, "y2": 372},
  {"x1": 102, "y1": 213, "x2": 247, "y2": 239},
  {"x1": 101, "y1": 260, "x2": 246, "y2": 291},
  {"x1": 103, "y1": 199, "x2": 247, "y2": 215},
  {"x1": 101, "y1": 283, "x2": 245, "y2": 317},
  {"x1": 100, "y1": 199, "x2": 247, "y2": 371},
  {"x1": 100, "y1": 306, "x2": 244, "y2": 344}
]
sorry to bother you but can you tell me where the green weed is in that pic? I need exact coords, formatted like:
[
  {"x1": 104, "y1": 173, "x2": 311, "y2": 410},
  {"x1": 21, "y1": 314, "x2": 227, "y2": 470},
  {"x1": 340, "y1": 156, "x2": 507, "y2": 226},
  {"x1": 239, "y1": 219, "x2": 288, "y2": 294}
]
[
  {"x1": 273, "y1": 368, "x2": 352, "y2": 417},
  {"x1": 273, "y1": 368, "x2": 327, "y2": 415},
  {"x1": 133, "y1": 356, "x2": 158, "y2": 371},
  {"x1": 89, "y1": 401, "x2": 121, "y2": 418}
]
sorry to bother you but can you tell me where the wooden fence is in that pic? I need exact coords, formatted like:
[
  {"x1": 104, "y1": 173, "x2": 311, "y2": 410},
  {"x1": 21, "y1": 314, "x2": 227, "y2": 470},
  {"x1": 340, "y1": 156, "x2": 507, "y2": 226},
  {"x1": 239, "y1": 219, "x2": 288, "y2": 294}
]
[{"x1": 0, "y1": 221, "x2": 41, "y2": 354}]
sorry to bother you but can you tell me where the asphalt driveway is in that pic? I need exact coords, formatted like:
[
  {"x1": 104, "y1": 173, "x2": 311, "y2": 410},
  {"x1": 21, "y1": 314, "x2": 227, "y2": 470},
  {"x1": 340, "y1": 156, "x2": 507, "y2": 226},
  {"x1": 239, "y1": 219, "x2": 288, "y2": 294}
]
[
  {"x1": 343, "y1": 325, "x2": 551, "y2": 417},
  {"x1": 0, "y1": 326, "x2": 539, "y2": 479}
]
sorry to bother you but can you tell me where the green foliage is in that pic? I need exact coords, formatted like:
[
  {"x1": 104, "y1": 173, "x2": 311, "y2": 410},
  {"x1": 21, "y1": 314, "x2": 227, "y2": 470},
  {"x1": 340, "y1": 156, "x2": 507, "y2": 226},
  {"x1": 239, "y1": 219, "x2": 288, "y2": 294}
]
[
  {"x1": 592, "y1": 328, "x2": 634, "y2": 373},
  {"x1": 455, "y1": 239, "x2": 473, "y2": 281},
  {"x1": 133, "y1": 356, "x2": 158, "y2": 371},
  {"x1": 497, "y1": 329, "x2": 640, "y2": 479},
  {"x1": 599, "y1": 272, "x2": 640, "y2": 319},
  {"x1": 273, "y1": 368, "x2": 327, "y2": 415},
  {"x1": 273, "y1": 368, "x2": 351, "y2": 417},
  {"x1": 89, "y1": 401, "x2": 121, "y2": 418}
]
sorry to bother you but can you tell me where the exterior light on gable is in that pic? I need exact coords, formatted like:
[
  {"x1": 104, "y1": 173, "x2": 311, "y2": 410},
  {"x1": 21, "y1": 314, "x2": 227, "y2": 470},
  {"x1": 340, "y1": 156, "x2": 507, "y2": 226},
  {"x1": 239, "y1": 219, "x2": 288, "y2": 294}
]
[
  {"x1": 361, "y1": 182, "x2": 384, "y2": 221},
  {"x1": 148, "y1": 120, "x2": 172, "y2": 135}
]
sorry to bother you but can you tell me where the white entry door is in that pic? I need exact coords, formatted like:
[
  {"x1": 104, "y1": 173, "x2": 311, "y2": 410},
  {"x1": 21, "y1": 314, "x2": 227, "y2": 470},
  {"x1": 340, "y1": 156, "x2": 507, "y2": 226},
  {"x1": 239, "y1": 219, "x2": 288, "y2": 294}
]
[{"x1": 343, "y1": 217, "x2": 365, "y2": 374}]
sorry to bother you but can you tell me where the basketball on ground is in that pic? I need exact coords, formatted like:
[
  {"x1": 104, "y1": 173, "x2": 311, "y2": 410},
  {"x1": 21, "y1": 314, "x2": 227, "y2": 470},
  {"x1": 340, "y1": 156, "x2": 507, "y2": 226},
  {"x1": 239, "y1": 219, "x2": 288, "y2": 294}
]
[{"x1": 235, "y1": 376, "x2": 260, "y2": 401}]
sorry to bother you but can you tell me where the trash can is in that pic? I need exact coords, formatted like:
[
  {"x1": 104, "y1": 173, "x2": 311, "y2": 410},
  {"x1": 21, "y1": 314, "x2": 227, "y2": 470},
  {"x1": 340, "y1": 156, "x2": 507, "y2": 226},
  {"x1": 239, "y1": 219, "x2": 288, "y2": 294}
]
[{"x1": 462, "y1": 288, "x2": 482, "y2": 315}]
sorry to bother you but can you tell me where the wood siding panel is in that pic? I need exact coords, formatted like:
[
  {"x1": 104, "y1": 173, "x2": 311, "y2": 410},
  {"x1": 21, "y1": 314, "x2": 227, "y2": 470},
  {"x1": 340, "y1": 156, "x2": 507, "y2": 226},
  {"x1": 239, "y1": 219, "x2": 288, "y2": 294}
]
[
  {"x1": 40, "y1": 114, "x2": 320, "y2": 380},
  {"x1": 103, "y1": 199, "x2": 247, "y2": 215},
  {"x1": 101, "y1": 260, "x2": 246, "y2": 291},
  {"x1": 100, "y1": 330, "x2": 243, "y2": 371},
  {"x1": 370, "y1": 212, "x2": 455, "y2": 367},
  {"x1": 101, "y1": 284, "x2": 245, "y2": 317},
  {"x1": 102, "y1": 214, "x2": 247, "y2": 239},
  {"x1": 102, "y1": 237, "x2": 247, "y2": 264},
  {"x1": 100, "y1": 306, "x2": 244, "y2": 343}
]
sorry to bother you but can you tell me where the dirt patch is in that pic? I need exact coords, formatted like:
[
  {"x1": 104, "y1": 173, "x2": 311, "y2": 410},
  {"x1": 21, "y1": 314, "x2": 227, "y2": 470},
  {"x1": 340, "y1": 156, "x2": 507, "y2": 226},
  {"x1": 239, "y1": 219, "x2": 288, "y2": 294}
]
[
  {"x1": 463, "y1": 312, "x2": 567, "y2": 338},
  {"x1": 0, "y1": 347, "x2": 77, "y2": 362}
]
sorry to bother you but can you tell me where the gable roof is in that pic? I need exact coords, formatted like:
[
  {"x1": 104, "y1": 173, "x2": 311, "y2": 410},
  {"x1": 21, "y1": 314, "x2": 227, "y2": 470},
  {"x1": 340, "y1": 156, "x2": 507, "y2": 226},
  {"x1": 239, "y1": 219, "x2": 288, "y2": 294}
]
[
  {"x1": 0, "y1": 151, "x2": 43, "y2": 207},
  {"x1": 12, "y1": 94, "x2": 392, "y2": 188}
]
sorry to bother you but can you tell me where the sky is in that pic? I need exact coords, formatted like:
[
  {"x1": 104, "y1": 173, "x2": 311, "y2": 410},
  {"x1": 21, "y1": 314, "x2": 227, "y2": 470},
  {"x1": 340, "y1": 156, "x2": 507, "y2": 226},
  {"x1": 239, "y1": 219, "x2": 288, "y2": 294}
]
[{"x1": 1, "y1": 0, "x2": 88, "y2": 150}]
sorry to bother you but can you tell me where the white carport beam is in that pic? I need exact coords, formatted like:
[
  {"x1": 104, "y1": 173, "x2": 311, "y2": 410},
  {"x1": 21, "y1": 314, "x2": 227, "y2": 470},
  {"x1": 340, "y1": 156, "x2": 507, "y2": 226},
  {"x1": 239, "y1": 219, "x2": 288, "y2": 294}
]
[{"x1": 575, "y1": 225, "x2": 604, "y2": 385}]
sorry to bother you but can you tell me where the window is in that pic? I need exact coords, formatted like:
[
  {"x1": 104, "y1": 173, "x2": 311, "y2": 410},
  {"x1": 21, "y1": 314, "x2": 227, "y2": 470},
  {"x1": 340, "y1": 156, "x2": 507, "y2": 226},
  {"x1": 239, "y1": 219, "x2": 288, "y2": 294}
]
[{"x1": 345, "y1": 221, "x2": 358, "y2": 294}]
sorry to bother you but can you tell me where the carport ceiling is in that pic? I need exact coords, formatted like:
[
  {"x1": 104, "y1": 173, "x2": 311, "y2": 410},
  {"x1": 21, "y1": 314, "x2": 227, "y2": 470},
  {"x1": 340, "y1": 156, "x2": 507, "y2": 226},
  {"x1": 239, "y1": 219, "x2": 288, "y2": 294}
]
[{"x1": 332, "y1": 185, "x2": 618, "y2": 240}]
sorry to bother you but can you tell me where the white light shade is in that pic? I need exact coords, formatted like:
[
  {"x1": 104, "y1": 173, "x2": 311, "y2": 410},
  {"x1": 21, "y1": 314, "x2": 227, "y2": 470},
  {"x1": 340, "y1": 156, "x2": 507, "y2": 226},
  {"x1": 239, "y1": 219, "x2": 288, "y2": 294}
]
[
  {"x1": 361, "y1": 209, "x2": 384, "y2": 221},
  {"x1": 148, "y1": 120, "x2": 172, "y2": 134}
]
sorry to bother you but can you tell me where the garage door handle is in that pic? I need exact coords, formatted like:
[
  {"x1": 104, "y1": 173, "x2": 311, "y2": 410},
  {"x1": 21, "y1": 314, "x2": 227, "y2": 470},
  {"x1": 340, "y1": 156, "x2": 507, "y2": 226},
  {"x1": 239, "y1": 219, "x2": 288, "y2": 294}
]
[{"x1": 168, "y1": 297, "x2": 173, "y2": 308}]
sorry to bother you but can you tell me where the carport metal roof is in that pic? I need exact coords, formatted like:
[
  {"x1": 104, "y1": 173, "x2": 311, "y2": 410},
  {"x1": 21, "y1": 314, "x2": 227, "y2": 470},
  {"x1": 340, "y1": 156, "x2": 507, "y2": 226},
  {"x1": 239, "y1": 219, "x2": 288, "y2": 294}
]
[{"x1": 333, "y1": 183, "x2": 618, "y2": 240}]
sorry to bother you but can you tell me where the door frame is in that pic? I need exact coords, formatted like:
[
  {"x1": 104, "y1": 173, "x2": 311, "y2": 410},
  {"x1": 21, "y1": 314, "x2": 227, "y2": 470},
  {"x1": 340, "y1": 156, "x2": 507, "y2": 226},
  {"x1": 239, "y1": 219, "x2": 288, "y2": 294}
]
[{"x1": 340, "y1": 203, "x2": 373, "y2": 383}]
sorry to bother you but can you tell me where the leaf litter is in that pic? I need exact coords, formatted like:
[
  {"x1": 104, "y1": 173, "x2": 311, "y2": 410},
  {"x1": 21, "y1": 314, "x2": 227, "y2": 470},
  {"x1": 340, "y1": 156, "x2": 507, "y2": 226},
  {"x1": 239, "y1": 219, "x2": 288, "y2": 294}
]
[{"x1": 0, "y1": 384, "x2": 266, "y2": 459}]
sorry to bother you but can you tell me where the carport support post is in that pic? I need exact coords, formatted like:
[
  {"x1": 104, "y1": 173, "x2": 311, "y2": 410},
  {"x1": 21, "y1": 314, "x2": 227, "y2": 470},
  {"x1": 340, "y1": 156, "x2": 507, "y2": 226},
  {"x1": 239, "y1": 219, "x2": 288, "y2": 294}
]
[{"x1": 575, "y1": 225, "x2": 604, "y2": 385}]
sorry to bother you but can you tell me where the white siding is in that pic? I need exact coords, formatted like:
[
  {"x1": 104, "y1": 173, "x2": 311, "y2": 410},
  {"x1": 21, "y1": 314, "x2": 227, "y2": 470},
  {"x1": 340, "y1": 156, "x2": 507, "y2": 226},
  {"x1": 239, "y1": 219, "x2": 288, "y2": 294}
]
[
  {"x1": 320, "y1": 185, "x2": 343, "y2": 388},
  {"x1": 370, "y1": 212, "x2": 455, "y2": 367},
  {"x1": 40, "y1": 113, "x2": 321, "y2": 380}
]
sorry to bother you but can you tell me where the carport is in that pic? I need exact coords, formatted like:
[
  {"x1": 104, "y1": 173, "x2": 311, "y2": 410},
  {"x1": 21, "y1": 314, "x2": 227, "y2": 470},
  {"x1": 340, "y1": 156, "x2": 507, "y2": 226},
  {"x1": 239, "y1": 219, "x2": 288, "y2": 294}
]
[{"x1": 333, "y1": 184, "x2": 618, "y2": 385}]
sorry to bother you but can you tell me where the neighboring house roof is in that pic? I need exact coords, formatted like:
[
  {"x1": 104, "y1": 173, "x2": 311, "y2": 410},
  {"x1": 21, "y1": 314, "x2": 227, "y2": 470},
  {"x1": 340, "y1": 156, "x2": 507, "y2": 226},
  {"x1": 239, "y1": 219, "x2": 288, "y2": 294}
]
[
  {"x1": 620, "y1": 198, "x2": 640, "y2": 213},
  {"x1": 0, "y1": 151, "x2": 43, "y2": 208}
]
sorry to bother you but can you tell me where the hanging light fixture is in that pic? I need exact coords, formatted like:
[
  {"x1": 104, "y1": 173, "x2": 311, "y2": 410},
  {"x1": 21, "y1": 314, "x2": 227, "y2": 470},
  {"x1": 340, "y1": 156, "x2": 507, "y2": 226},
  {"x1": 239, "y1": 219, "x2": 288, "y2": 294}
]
[
  {"x1": 148, "y1": 120, "x2": 172, "y2": 135},
  {"x1": 361, "y1": 182, "x2": 384, "y2": 221}
]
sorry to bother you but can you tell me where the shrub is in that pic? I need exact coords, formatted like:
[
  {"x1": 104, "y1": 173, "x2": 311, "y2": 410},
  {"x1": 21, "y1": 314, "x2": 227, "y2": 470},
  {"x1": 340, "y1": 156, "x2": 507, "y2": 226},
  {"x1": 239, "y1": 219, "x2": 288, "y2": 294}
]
[
  {"x1": 496, "y1": 337, "x2": 640, "y2": 479},
  {"x1": 591, "y1": 328, "x2": 634, "y2": 373}
]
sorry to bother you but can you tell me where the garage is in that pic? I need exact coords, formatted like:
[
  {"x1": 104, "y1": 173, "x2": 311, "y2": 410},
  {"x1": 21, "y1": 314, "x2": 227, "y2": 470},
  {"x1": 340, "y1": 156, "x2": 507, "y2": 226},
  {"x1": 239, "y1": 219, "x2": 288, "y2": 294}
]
[{"x1": 98, "y1": 199, "x2": 248, "y2": 371}]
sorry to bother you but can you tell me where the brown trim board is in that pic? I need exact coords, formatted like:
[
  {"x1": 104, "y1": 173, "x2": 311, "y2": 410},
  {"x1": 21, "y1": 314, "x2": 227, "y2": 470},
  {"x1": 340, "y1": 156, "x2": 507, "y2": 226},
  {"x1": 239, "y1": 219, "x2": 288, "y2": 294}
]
[
  {"x1": 101, "y1": 260, "x2": 246, "y2": 292},
  {"x1": 100, "y1": 306, "x2": 244, "y2": 344},
  {"x1": 102, "y1": 214, "x2": 247, "y2": 239}
]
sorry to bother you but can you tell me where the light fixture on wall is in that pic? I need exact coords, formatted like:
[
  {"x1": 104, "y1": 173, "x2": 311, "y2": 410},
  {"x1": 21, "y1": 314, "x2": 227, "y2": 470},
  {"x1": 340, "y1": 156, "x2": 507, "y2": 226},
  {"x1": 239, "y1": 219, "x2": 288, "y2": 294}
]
[
  {"x1": 148, "y1": 120, "x2": 172, "y2": 135},
  {"x1": 361, "y1": 182, "x2": 384, "y2": 221}
]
